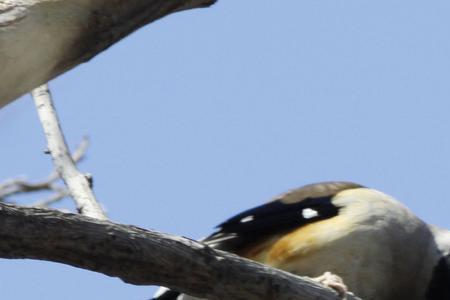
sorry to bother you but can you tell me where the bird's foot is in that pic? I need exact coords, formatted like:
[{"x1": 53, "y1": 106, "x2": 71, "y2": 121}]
[{"x1": 311, "y1": 271, "x2": 348, "y2": 298}]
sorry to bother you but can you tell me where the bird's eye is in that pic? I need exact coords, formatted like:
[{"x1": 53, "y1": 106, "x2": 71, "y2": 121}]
[
  {"x1": 302, "y1": 208, "x2": 319, "y2": 219},
  {"x1": 240, "y1": 215, "x2": 254, "y2": 223}
]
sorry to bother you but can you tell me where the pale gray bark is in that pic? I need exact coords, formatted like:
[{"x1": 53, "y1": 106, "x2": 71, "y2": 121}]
[
  {"x1": 0, "y1": 202, "x2": 360, "y2": 300},
  {"x1": 0, "y1": 0, "x2": 215, "y2": 108},
  {"x1": 32, "y1": 84, "x2": 106, "y2": 219}
]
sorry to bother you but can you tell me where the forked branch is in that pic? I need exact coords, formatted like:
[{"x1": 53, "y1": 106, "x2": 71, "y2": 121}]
[{"x1": 32, "y1": 84, "x2": 106, "y2": 219}]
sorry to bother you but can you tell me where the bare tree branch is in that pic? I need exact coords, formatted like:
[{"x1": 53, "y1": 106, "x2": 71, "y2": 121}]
[
  {"x1": 32, "y1": 84, "x2": 106, "y2": 219},
  {"x1": 0, "y1": 2, "x2": 363, "y2": 299},
  {"x1": 0, "y1": 202, "x2": 360, "y2": 300},
  {"x1": 30, "y1": 189, "x2": 70, "y2": 208},
  {"x1": 44, "y1": 135, "x2": 90, "y2": 182},
  {"x1": 0, "y1": 0, "x2": 216, "y2": 107},
  {"x1": 0, "y1": 137, "x2": 89, "y2": 203}
]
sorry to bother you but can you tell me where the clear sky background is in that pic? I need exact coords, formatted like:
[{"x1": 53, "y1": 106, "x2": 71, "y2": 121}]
[{"x1": 1, "y1": 1, "x2": 450, "y2": 299}]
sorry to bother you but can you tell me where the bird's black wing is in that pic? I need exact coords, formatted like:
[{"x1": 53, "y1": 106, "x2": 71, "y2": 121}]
[
  {"x1": 152, "y1": 181, "x2": 363, "y2": 300},
  {"x1": 204, "y1": 181, "x2": 363, "y2": 251}
]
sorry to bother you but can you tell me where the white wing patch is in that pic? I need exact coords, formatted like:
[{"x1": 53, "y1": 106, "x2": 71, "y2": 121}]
[
  {"x1": 153, "y1": 287, "x2": 170, "y2": 298},
  {"x1": 240, "y1": 215, "x2": 254, "y2": 223},
  {"x1": 302, "y1": 208, "x2": 319, "y2": 219}
]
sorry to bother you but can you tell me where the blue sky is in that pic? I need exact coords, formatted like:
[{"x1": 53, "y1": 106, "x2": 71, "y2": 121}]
[{"x1": 1, "y1": 1, "x2": 450, "y2": 299}]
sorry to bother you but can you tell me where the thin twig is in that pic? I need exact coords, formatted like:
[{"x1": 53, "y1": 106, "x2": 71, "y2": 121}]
[
  {"x1": 0, "y1": 137, "x2": 90, "y2": 202},
  {"x1": 31, "y1": 84, "x2": 106, "y2": 220},
  {"x1": 32, "y1": 189, "x2": 70, "y2": 208}
]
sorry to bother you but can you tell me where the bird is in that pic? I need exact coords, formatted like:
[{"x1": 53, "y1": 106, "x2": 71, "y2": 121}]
[{"x1": 152, "y1": 181, "x2": 450, "y2": 300}]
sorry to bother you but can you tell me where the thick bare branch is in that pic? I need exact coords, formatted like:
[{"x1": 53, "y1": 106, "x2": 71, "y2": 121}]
[
  {"x1": 0, "y1": 203, "x2": 360, "y2": 300},
  {"x1": 32, "y1": 84, "x2": 106, "y2": 219},
  {"x1": 0, "y1": 0, "x2": 216, "y2": 107}
]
